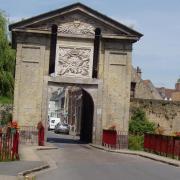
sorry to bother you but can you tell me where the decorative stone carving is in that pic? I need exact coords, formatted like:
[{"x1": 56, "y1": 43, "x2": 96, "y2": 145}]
[
  {"x1": 58, "y1": 20, "x2": 95, "y2": 35},
  {"x1": 56, "y1": 46, "x2": 93, "y2": 78},
  {"x1": 29, "y1": 12, "x2": 122, "y2": 35}
]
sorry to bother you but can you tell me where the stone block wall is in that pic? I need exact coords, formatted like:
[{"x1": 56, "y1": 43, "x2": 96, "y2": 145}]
[
  {"x1": 101, "y1": 41, "x2": 132, "y2": 132},
  {"x1": 130, "y1": 98, "x2": 180, "y2": 134},
  {"x1": 13, "y1": 33, "x2": 50, "y2": 127}
]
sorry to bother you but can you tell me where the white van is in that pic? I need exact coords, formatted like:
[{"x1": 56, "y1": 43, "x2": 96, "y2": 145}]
[{"x1": 48, "y1": 117, "x2": 61, "y2": 130}]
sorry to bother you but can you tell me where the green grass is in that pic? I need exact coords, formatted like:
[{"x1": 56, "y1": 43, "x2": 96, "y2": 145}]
[{"x1": 0, "y1": 96, "x2": 13, "y2": 104}]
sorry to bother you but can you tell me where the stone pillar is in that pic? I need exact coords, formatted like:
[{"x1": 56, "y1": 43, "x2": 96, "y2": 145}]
[{"x1": 102, "y1": 41, "x2": 132, "y2": 132}]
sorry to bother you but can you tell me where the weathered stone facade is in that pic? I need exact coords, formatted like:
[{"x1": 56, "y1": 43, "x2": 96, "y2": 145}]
[
  {"x1": 9, "y1": 3, "x2": 142, "y2": 144},
  {"x1": 130, "y1": 98, "x2": 180, "y2": 134}
]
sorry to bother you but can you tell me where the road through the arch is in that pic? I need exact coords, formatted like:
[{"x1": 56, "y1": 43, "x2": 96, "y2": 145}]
[{"x1": 36, "y1": 131, "x2": 180, "y2": 180}]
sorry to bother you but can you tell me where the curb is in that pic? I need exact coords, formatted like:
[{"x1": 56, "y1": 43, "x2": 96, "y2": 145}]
[
  {"x1": 36, "y1": 147, "x2": 58, "y2": 151},
  {"x1": 17, "y1": 163, "x2": 49, "y2": 179},
  {"x1": 89, "y1": 144, "x2": 180, "y2": 167},
  {"x1": 17, "y1": 146, "x2": 56, "y2": 179}
]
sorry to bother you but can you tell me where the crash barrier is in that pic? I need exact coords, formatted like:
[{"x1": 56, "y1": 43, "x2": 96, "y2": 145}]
[
  {"x1": 102, "y1": 130, "x2": 128, "y2": 149},
  {"x1": 19, "y1": 126, "x2": 38, "y2": 145},
  {"x1": 144, "y1": 133, "x2": 180, "y2": 160},
  {"x1": 0, "y1": 131, "x2": 19, "y2": 161}
]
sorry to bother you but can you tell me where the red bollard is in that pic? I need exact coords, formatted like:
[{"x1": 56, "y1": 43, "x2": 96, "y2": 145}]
[
  {"x1": 11, "y1": 121, "x2": 20, "y2": 160},
  {"x1": 12, "y1": 130, "x2": 19, "y2": 160},
  {"x1": 37, "y1": 121, "x2": 44, "y2": 146}
]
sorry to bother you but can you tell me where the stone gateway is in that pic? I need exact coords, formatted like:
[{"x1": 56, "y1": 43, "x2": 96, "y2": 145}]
[{"x1": 9, "y1": 3, "x2": 142, "y2": 144}]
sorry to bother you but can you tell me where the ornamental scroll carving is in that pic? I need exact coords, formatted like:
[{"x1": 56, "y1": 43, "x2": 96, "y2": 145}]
[
  {"x1": 29, "y1": 12, "x2": 122, "y2": 35},
  {"x1": 58, "y1": 20, "x2": 95, "y2": 35},
  {"x1": 56, "y1": 46, "x2": 93, "y2": 78}
]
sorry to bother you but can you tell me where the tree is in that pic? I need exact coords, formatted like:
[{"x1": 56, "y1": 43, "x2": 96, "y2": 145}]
[
  {"x1": 0, "y1": 11, "x2": 15, "y2": 98},
  {"x1": 129, "y1": 108, "x2": 155, "y2": 135}
]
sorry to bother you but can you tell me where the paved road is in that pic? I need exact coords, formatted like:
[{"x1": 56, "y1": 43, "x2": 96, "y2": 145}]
[
  {"x1": 37, "y1": 131, "x2": 180, "y2": 180},
  {"x1": 0, "y1": 161, "x2": 44, "y2": 176}
]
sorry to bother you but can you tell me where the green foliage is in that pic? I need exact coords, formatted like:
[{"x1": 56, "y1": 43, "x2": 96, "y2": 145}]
[
  {"x1": 129, "y1": 108, "x2": 155, "y2": 135},
  {"x1": 128, "y1": 135, "x2": 144, "y2": 150},
  {"x1": 0, "y1": 96, "x2": 12, "y2": 104},
  {"x1": 0, "y1": 11, "x2": 15, "y2": 98}
]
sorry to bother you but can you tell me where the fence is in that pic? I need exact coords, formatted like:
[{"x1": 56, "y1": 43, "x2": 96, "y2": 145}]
[
  {"x1": 0, "y1": 131, "x2": 19, "y2": 161},
  {"x1": 144, "y1": 133, "x2": 180, "y2": 160},
  {"x1": 19, "y1": 126, "x2": 38, "y2": 145},
  {"x1": 102, "y1": 130, "x2": 128, "y2": 149}
]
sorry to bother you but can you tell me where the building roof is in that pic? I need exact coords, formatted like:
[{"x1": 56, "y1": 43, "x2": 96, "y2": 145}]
[
  {"x1": 9, "y1": 2, "x2": 143, "y2": 39},
  {"x1": 156, "y1": 87, "x2": 175, "y2": 100},
  {"x1": 143, "y1": 80, "x2": 151, "y2": 86}
]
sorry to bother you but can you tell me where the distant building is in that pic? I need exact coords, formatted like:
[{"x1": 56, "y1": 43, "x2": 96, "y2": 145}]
[
  {"x1": 157, "y1": 79, "x2": 180, "y2": 101},
  {"x1": 48, "y1": 101, "x2": 56, "y2": 118},
  {"x1": 48, "y1": 88, "x2": 65, "y2": 119},
  {"x1": 64, "y1": 86, "x2": 82, "y2": 135},
  {"x1": 131, "y1": 67, "x2": 163, "y2": 100}
]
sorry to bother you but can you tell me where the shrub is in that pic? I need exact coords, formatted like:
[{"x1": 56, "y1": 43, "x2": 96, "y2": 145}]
[
  {"x1": 129, "y1": 108, "x2": 155, "y2": 135},
  {"x1": 128, "y1": 108, "x2": 156, "y2": 150},
  {"x1": 128, "y1": 135, "x2": 144, "y2": 150}
]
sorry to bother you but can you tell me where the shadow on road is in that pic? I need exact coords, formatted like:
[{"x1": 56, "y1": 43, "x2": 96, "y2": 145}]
[{"x1": 47, "y1": 137, "x2": 87, "y2": 144}]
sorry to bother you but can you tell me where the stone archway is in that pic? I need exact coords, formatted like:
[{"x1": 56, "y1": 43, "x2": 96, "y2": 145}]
[
  {"x1": 80, "y1": 89, "x2": 94, "y2": 143},
  {"x1": 10, "y1": 3, "x2": 142, "y2": 146},
  {"x1": 46, "y1": 80, "x2": 100, "y2": 144}
]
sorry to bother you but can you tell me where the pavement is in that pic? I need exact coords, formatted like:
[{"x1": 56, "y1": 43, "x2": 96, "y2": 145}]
[
  {"x1": 89, "y1": 144, "x2": 180, "y2": 167},
  {"x1": 0, "y1": 134, "x2": 180, "y2": 180},
  {"x1": 0, "y1": 143, "x2": 57, "y2": 180}
]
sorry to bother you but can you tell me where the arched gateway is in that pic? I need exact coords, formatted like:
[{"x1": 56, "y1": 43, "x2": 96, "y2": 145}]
[{"x1": 9, "y1": 3, "x2": 142, "y2": 145}]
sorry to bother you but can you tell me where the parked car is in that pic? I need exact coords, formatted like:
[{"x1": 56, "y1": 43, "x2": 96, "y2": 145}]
[
  {"x1": 54, "y1": 123, "x2": 69, "y2": 134},
  {"x1": 48, "y1": 117, "x2": 61, "y2": 130}
]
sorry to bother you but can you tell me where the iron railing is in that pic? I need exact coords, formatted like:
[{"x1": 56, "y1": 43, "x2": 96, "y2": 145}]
[
  {"x1": 144, "y1": 133, "x2": 180, "y2": 160},
  {"x1": 19, "y1": 126, "x2": 38, "y2": 145},
  {"x1": 102, "y1": 130, "x2": 128, "y2": 149},
  {"x1": 0, "y1": 131, "x2": 19, "y2": 161}
]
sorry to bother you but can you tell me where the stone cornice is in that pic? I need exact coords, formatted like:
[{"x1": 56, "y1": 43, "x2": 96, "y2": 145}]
[{"x1": 12, "y1": 28, "x2": 139, "y2": 41}]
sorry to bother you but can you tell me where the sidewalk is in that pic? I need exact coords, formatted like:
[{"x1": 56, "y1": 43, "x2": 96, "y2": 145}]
[
  {"x1": 0, "y1": 143, "x2": 57, "y2": 180},
  {"x1": 89, "y1": 144, "x2": 180, "y2": 167}
]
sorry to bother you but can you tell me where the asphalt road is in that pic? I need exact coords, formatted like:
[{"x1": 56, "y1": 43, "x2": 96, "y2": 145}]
[
  {"x1": 0, "y1": 161, "x2": 44, "y2": 176},
  {"x1": 36, "y1": 131, "x2": 180, "y2": 180}
]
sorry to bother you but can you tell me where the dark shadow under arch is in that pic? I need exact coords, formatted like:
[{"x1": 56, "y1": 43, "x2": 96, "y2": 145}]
[{"x1": 80, "y1": 89, "x2": 94, "y2": 143}]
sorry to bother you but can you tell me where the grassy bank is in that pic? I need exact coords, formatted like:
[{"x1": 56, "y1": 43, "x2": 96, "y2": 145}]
[{"x1": 0, "y1": 96, "x2": 13, "y2": 104}]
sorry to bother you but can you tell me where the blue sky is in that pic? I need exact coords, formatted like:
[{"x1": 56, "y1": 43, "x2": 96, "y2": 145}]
[{"x1": 0, "y1": 0, "x2": 180, "y2": 88}]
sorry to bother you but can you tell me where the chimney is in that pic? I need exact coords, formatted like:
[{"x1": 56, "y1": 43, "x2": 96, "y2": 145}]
[
  {"x1": 175, "y1": 79, "x2": 180, "y2": 91},
  {"x1": 136, "y1": 66, "x2": 142, "y2": 78}
]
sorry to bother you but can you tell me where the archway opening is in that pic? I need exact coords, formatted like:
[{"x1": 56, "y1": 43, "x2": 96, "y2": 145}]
[
  {"x1": 47, "y1": 84, "x2": 94, "y2": 144},
  {"x1": 80, "y1": 89, "x2": 94, "y2": 143}
]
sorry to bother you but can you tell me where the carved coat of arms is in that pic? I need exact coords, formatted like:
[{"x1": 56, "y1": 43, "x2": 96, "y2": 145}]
[{"x1": 56, "y1": 47, "x2": 93, "y2": 78}]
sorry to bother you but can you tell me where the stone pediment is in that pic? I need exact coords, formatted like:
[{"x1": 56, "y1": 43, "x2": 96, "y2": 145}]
[
  {"x1": 27, "y1": 11, "x2": 122, "y2": 36},
  {"x1": 9, "y1": 3, "x2": 142, "y2": 38}
]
